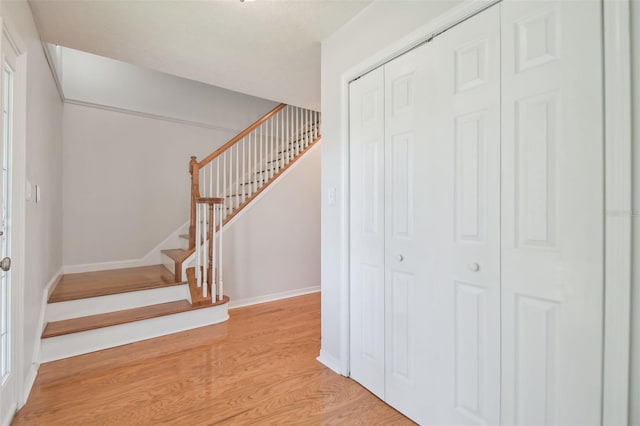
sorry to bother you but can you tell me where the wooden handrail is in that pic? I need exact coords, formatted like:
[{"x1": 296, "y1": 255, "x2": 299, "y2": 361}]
[{"x1": 197, "y1": 103, "x2": 287, "y2": 168}]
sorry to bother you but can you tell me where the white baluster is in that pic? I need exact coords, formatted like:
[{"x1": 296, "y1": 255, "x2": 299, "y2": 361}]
[
  {"x1": 222, "y1": 151, "x2": 227, "y2": 221},
  {"x1": 269, "y1": 118, "x2": 273, "y2": 179},
  {"x1": 202, "y1": 203, "x2": 208, "y2": 298},
  {"x1": 211, "y1": 204, "x2": 218, "y2": 302},
  {"x1": 195, "y1": 202, "x2": 201, "y2": 287},
  {"x1": 216, "y1": 157, "x2": 220, "y2": 200},
  {"x1": 218, "y1": 203, "x2": 224, "y2": 301},
  {"x1": 242, "y1": 137, "x2": 246, "y2": 205},
  {"x1": 253, "y1": 130, "x2": 257, "y2": 194},
  {"x1": 277, "y1": 111, "x2": 281, "y2": 171},
  {"x1": 296, "y1": 107, "x2": 300, "y2": 156},
  {"x1": 235, "y1": 144, "x2": 239, "y2": 209}
]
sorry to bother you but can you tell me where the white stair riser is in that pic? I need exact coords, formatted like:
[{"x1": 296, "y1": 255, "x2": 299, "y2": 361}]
[
  {"x1": 46, "y1": 285, "x2": 189, "y2": 322},
  {"x1": 179, "y1": 237, "x2": 189, "y2": 250},
  {"x1": 41, "y1": 303, "x2": 229, "y2": 363},
  {"x1": 161, "y1": 254, "x2": 175, "y2": 274}
]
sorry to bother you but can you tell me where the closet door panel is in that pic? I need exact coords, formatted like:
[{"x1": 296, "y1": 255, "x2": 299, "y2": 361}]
[
  {"x1": 349, "y1": 67, "x2": 386, "y2": 399},
  {"x1": 384, "y1": 47, "x2": 432, "y2": 425},
  {"x1": 501, "y1": 1, "x2": 604, "y2": 424},
  {"x1": 422, "y1": 5, "x2": 501, "y2": 425}
]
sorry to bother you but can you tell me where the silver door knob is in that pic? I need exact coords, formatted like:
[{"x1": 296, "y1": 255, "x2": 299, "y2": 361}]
[
  {"x1": 468, "y1": 262, "x2": 480, "y2": 272},
  {"x1": 396, "y1": 254, "x2": 404, "y2": 262},
  {"x1": 0, "y1": 257, "x2": 10, "y2": 272}
]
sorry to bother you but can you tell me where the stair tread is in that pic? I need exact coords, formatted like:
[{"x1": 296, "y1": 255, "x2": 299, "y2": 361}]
[
  {"x1": 42, "y1": 296, "x2": 230, "y2": 338},
  {"x1": 161, "y1": 248, "x2": 190, "y2": 262},
  {"x1": 49, "y1": 265, "x2": 182, "y2": 303}
]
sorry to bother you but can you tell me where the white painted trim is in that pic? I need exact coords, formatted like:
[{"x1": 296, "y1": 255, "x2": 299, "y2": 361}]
[
  {"x1": 22, "y1": 363, "x2": 38, "y2": 407},
  {"x1": 1, "y1": 15, "x2": 30, "y2": 415},
  {"x1": 337, "y1": 0, "x2": 501, "y2": 379},
  {"x1": 40, "y1": 302, "x2": 229, "y2": 363},
  {"x1": 317, "y1": 349, "x2": 344, "y2": 376},
  {"x1": 64, "y1": 98, "x2": 243, "y2": 134},
  {"x1": 31, "y1": 267, "x2": 63, "y2": 361},
  {"x1": 602, "y1": 0, "x2": 633, "y2": 424},
  {"x1": 228, "y1": 286, "x2": 320, "y2": 310},
  {"x1": 40, "y1": 43, "x2": 64, "y2": 102},
  {"x1": 64, "y1": 221, "x2": 188, "y2": 274}
]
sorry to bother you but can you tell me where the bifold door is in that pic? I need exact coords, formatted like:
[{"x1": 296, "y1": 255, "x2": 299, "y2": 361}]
[{"x1": 349, "y1": 1, "x2": 603, "y2": 425}]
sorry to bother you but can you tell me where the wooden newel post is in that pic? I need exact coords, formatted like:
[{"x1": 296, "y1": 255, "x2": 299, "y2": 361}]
[{"x1": 189, "y1": 156, "x2": 199, "y2": 250}]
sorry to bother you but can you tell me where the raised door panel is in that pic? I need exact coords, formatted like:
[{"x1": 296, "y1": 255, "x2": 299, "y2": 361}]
[
  {"x1": 349, "y1": 67, "x2": 385, "y2": 398},
  {"x1": 421, "y1": 6, "x2": 501, "y2": 426},
  {"x1": 501, "y1": 1, "x2": 604, "y2": 424}
]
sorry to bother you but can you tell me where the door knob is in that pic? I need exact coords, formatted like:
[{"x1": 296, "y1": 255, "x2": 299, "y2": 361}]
[
  {"x1": 468, "y1": 262, "x2": 480, "y2": 272},
  {"x1": 396, "y1": 254, "x2": 404, "y2": 262},
  {"x1": 0, "y1": 257, "x2": 10, "y2": 272}
]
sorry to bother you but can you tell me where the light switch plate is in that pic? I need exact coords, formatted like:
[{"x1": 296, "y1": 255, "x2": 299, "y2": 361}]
[
  {"x1": 35, "y1": 185, "x2": 41, "y2": 203},
  {"x1": 328, "y1": 187, "x2": 336, "y2": 206},
  {"x1": 26, "y1": 180, "x2": 32, "y2": 201}
]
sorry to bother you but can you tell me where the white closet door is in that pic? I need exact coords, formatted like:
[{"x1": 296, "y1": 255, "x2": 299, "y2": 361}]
[
  {"x1": 349, "y1": 67, "x2": 386, "y2": 399},
  {"x1": 420, "y1": 5, "x2": 501, "y2": 425},
  {"x1": 500, "y1": 1, "x2": 604, "y2": 425},
  {"x1": 383, "y1": 47, "x2": 432, "y2": 424}
]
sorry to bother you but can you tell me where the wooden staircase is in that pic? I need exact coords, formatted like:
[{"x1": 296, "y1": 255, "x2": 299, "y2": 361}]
[
  {"x1": 40, "y1": 103, "x2": 320, "y2": 362},
  {"x1": 40, "y1": 265, "x2": 229, "y2": 362}
]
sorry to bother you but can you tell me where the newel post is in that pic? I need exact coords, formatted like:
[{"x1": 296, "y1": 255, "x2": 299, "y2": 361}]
[{"x1": 189, "y1": 156, "x2": 200, "y2": 250}]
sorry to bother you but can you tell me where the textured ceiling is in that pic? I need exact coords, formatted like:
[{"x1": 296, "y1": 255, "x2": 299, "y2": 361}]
[{"x1": 29, "y1": 0, "x2": 372, "y2": 110}]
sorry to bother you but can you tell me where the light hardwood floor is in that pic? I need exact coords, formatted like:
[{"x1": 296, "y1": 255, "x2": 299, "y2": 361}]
[{"x1": 14, "y1": 293, "x2": 414, "y2": 425}]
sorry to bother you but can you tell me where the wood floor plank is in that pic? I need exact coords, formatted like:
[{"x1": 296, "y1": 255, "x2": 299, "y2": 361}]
[
  {"x1": 49, "y1": 265, "x2": 181, "y2": 303},
  {"x1": 16, "y1": 293, "x2": 414, "y2": 425},
  {"x1": 42, "y1": 296, "x2": 229, "y2": 338}
]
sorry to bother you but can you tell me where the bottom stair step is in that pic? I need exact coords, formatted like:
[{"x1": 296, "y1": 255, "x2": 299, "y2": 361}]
[{"x1": 41, "y1": 297, "x2": 230, "y2": 362}]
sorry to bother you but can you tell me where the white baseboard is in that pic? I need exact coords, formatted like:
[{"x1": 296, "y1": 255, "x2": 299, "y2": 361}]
[
  {"x1": 64, "y1": 222, "x2": 188, "y2": 274},
  {"x1": 22, "y1": 362, "x2": 39, "y2": 405},
  {"x1": 317, "y1": 349, "x2": 346, "y2": 376},
  {"x1": 22, "y1": 267, "x2": 63, "y2": 408},
  {"x1": 228, "y1": 286, "x2": 320, "y2": 309}
]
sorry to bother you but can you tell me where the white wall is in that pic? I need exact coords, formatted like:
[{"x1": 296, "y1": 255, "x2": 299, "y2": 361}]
[
  {"x1": 59, "y1": 46, "x2": 279, "y2": 130},
  {"x1": 1, "y1": 0, "x2": 64, "y2": 402},
  {"x1": 319, "y1": 0, "x2": 462, "y2": 370},
  {"x1": 63, "y1": 103, "x2": 243, "y2": 265},
  {"x1": 224, "y1": 144, "x2": 320, "y2": 305},
  {"x1": 630, "y1": 0, "x2": 640, "y2": 423},
  {"x1": 60, "y1": 49, "x2": 282, "y2": 267}
]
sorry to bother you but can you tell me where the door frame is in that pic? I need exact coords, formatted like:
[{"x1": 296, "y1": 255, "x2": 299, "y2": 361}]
[
  {"x1": 0, "y1": 15, "x2": 27, "y2": 416},
  {"x1": 337, "y1": 0, "x2": 632, "y2": 423}
]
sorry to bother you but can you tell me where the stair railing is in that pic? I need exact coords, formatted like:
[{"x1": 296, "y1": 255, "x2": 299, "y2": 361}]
[{"x1": 188, "y1": 103, "x2": 320, "y2": 250}]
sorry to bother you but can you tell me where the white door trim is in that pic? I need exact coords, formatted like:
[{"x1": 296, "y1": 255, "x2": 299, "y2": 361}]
[
  {"x1": 602, "y1": 0, "x2": 633, "y2": 424},
  {"x1": 0, "y1": 16, "x2": 27, "y2": 414},
  {"x1": 336, "y1": 0, "x2": 632, "y2": 419}
]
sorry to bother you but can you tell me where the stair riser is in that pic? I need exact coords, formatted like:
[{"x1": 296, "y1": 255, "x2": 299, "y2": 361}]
[
  {"x1": 41, "y1": 303, "x2": 229, "y2": 362},
  {"x1": 161, "y1": 255, "x2": 176, "y2": 275},
  {"x1": 46, "y1": 285, "x2": 190, "y2": 322}
]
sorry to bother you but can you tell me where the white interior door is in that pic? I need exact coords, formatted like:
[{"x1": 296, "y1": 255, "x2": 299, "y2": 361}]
[
  {"x1": 500, "y1": 1, "x2": 604, "y2": 424},
  {"x1": 349, "y1": 66, "x2": 386, "y2": 399},
  {"x1": 0, "y1": 32, "x2": 18, "y2": 425},
  {"x1": 420, "y1": 6, "x2": 502, "y2": 425},
  {"x1": 383, "y1": 47, "x2": 431, "y2": 424}
]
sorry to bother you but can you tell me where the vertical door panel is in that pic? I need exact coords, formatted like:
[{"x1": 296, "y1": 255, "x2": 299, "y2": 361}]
[
  {"x1": 501, "y1": 1, "x2": 604, "y2": 424},
  {"x1": 422, "y1": 6, "x2": 502, "y2": 425},
  {"x1": 384, "y1": 47, "x2": 432, "y2": 425},
  {"x1": 349, "y1": 67, "x2": 385, "y2": 398}
]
